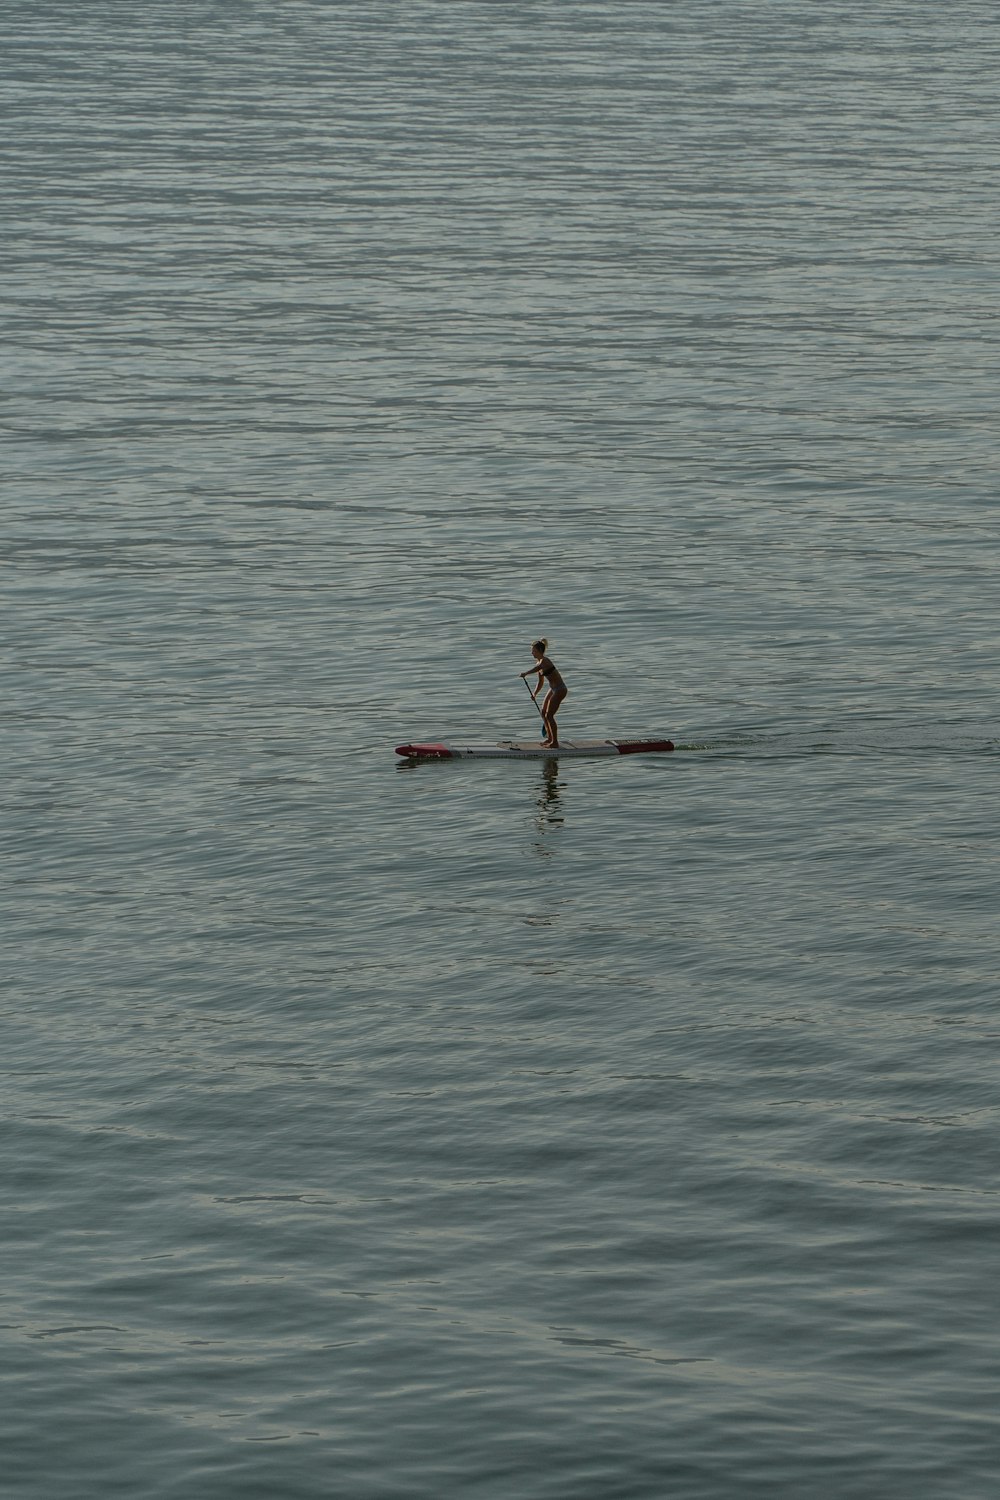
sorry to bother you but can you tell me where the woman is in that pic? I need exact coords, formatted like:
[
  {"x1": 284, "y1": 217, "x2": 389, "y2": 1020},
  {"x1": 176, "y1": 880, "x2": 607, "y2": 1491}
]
[{"x1": 520, "y1": 638, "x2": 568, "y2": 749}]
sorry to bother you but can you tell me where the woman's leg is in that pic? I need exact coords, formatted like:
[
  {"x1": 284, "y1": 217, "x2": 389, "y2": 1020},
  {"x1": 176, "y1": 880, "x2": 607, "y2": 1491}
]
[
  {"x1": 544, "y1": 687, "x2": 566, "y2": 746},
  {"x1": 539, "y1": 691, "x2": 552, "y2": 744}
]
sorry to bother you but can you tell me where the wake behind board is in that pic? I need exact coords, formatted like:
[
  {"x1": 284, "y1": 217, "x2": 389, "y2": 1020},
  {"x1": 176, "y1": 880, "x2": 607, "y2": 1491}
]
[{"x1": 395, "y1": 737, "x2": 675, "y2": 760}]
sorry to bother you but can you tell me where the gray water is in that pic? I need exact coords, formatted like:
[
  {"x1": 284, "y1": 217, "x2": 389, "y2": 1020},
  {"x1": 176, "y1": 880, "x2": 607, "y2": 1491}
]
[{"x1": 4, "y1": 3, "x2": 1000, "y2": 1496}]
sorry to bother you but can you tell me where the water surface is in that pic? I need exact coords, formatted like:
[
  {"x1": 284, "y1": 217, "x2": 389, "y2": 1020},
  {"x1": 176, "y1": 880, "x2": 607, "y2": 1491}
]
[{"x1": 4, "y1": 3, "x2": 1000, "y2": 1496}]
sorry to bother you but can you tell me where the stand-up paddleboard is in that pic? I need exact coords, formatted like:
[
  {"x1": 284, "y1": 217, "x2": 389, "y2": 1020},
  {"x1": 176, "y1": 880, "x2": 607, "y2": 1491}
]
[{"x1": 396, "y1": 737, "x2": 675, "y2": 759}]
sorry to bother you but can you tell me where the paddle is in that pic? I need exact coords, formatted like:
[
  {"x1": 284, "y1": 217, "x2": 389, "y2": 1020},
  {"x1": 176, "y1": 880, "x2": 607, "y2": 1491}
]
[{"x1": 522, "y1": 675, "x2": 545, "y2": 723}]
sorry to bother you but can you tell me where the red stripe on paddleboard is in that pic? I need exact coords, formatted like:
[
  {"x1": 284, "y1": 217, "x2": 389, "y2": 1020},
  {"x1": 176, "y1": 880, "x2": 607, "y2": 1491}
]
[
  {"x1": 395, "y1": 743, "x2": 453, "y2": 758},
  {"x1": 614, "y1": 739, "x2": 675, "y2": 754}
]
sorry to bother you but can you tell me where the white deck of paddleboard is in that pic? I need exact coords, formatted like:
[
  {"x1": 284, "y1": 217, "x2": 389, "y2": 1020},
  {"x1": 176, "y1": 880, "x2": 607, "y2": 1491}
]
[{"x1": 454, "y1": 740, "x2": 620, "y2": 758}]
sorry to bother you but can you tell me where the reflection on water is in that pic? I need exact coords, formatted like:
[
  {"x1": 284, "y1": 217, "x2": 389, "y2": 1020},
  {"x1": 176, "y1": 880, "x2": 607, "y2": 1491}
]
[{"x1": 532, "y1": 759, "x2": 564, "y2": 855}]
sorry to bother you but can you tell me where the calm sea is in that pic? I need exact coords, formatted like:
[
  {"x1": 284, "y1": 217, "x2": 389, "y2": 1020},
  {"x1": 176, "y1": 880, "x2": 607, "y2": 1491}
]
[{"x1": 5, "y1": 3, "x2": 999, "y2": 1496}]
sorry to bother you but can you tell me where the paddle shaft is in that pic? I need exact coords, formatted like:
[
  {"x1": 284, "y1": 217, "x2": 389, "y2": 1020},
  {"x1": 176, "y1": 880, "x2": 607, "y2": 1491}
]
[{"x1": 523, "y1": 675, "x2": 545, "y2": 721}]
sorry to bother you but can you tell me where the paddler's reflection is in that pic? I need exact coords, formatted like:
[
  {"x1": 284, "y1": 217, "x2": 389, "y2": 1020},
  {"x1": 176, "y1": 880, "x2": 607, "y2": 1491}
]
[{"x1": 534, "y1": 758, "x2": 564, "y2": 832}]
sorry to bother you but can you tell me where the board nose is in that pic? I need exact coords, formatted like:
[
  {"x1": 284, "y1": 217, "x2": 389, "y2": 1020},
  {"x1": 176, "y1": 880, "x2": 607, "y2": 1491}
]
[{"x1": 395, "y1": 743, "x2": 453, "y2": 758}]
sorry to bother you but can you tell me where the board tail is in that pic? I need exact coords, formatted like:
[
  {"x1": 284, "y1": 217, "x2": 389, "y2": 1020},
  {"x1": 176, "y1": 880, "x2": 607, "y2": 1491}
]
[{"x1": 615, "y1": 738, "x2": 674, "y2": 754}]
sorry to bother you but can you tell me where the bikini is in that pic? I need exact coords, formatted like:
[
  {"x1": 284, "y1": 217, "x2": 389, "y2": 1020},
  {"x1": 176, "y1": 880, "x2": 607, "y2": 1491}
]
[{"x1": 538, "y1": 658, "x2": 566, "y2": 696}]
